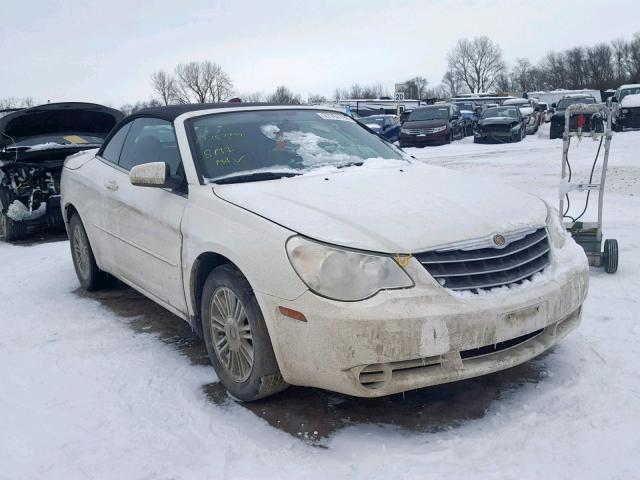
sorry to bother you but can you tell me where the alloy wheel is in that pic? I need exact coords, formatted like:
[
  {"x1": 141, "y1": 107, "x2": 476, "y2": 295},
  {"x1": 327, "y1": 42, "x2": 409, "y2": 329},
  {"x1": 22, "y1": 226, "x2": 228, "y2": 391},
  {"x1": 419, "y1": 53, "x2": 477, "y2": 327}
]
[
  {"x1": 72, "y1": 226, "x2": 90, "y2": 278},
  {"x1": 209, "y1": 287, "x2": 254, "y2": 382}
]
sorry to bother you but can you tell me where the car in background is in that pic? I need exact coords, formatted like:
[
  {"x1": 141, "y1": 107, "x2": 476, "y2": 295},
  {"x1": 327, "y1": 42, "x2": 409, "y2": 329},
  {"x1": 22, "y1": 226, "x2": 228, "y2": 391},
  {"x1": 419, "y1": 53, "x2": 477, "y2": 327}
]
[
  {"x1": 61, "y1": 103, "x2": 588, "y2": 401},
  {"x1": 502, "y1": 98, "x2": 542, "y2": 134},
  {"x1": 399, "y1": 104, "x2": 464, "y2": 147},
  {"x1": 0, "y1": 102, "x2": 123, "y2": 241},
  {"x1": 549, "y1": 95, "x2": 601, "y2": 139},
  {"x1": 538, "y1": 102, "x2": 551, "y2": 122},
  {"x1": 610, "y1": 84, "x2": 640, "y2": 131},
  {"x1": 359, "y1": 114, "x2": 400, "y2": 142},
  {"x1": 452, "y1": 101, "x2": 481, "y2": 136},
  {"x1": 473, "y1": 106, "x2": 527, "y2": 143}
]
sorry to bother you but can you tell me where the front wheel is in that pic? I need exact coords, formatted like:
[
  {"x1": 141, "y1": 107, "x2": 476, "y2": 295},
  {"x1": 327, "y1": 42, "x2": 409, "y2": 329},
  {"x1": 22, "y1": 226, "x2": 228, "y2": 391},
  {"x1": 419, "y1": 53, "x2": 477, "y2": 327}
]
[{"x1": 201, "y1": 264, "x2": 288, "y2": 401}]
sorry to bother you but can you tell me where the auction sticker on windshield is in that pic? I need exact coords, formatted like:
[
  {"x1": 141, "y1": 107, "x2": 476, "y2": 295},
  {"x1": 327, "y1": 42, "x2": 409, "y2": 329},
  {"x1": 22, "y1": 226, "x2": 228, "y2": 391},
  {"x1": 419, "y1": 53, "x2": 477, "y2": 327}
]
[{"x1": 316, "y1": 112, "x2": 353, "y2": 122}]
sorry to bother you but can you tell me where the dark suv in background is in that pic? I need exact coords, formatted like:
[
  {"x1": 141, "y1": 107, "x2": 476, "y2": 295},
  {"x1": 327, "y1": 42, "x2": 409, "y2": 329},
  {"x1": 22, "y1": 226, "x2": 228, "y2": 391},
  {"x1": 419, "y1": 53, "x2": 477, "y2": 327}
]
[
  {"x1": 549, "y1": 95, "x2": 600, "y2": 139},
  {"x1": 399, "y1": 104, "x2": 464, "y2": 147}
]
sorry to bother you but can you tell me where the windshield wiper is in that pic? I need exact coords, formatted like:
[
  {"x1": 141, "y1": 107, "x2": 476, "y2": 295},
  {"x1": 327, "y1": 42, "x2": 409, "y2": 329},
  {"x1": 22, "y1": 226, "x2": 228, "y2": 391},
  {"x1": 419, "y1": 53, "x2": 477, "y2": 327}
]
[
  {"x1": 210, "y1": 171, "x2": 301, "y2": 185},
  {"x1": 336, "y1": 161, "x2": 363, "y2": 169}
]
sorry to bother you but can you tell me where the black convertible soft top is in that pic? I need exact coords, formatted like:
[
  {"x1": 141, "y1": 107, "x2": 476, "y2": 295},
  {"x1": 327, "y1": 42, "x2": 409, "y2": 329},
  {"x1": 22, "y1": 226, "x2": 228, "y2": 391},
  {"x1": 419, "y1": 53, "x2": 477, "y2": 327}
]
[{"x1": 127, "y1": 102, "x2": 288, "y2": 122}]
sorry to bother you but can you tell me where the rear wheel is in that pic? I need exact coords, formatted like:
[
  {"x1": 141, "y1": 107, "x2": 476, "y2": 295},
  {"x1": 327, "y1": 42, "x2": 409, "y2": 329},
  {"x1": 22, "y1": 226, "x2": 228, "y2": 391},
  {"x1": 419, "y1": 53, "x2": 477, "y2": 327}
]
[
  {"x1": 201, "y1": 264, "x2": 288, "y2": 401},
  {"x1": 603, "y1": 239, "x2": 618, "y2": 274},
  {"x1": 69, "y1": 214, "x2": 110, "y2": 290}
]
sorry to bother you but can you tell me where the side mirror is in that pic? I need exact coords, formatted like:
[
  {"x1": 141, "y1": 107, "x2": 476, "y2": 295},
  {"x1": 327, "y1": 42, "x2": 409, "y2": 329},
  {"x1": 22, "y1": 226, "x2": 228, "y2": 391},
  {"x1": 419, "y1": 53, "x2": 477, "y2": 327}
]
[
  {"x1": 551, "y1": 103, "x2": 557, "y2": 109},
  {"x1": 130, "y1": 162, "x2": 179, "y2": 188},
  {"x1": 611, "y1": 97, "x2": 618, "y2": 103}
]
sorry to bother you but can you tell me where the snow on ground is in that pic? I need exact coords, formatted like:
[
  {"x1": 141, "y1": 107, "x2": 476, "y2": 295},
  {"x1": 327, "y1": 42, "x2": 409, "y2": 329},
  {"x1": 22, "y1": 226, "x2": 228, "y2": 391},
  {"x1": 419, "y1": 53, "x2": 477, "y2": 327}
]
[{"x1": 1, "y1": 124, "x2": 640, "y2": 479}]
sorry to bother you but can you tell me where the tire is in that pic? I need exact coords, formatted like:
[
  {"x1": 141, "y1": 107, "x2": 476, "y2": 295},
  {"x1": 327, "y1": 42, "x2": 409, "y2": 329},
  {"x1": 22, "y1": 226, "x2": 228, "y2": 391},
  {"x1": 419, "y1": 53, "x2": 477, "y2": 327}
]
[
  {"x1": 445, "y1": 130, "x2": 452, "y2": 144},
  {"x1": 0, "y1": 211, "x2": 27, "y2": 241},
  {"x1": 69, "y1": 214, "x2": 110, "y2": 290},
  {"x1": 201, "y1": 264, "x2": 288, "y2": 401},
  {"x1": 474, "y1": 137, "x2": 481, "y2": 144},
  {"x1": 603, "y1": 239, "x2": 618, "y2": 274}
]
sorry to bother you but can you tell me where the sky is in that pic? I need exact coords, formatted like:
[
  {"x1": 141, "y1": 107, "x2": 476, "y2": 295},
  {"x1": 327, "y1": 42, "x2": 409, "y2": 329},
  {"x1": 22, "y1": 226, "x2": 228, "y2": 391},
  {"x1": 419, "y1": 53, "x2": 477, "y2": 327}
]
[{"x1": 2, "y1": 0, "x2": 639, "y2": 107}]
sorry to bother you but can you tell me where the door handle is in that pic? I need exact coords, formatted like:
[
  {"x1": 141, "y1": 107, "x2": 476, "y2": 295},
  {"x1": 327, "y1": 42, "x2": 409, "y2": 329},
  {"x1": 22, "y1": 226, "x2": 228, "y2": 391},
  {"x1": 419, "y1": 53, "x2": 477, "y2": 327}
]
[{"x1": 104, "y1": 180, "x2": 119, "y2": 191}]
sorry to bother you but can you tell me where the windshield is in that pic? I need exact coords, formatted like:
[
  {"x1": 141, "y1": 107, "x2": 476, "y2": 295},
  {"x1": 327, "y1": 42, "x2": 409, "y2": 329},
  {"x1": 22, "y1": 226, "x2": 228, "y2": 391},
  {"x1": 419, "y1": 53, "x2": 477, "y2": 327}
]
[
  {"x1": 362, "y1": 116, "x2": 385, "y2": 127},
  {"x1": 188, "y1": 109, "x2": 405, "y2": 181},
  {"x1": 557, "y1": 97, "x2": 595, "y2": 110},
  {"x1": 454, "y1": 103, "x2": 474, "y2": 111},
  {"x1": 620, "y1": 87, "x2": 640, "y2": 100},
  {"x1": 482, "y1": 107, "x2": 518, "y2": 119},
  {"x1": 407, "y1": 107, "x2": 449, "y2": 121}
]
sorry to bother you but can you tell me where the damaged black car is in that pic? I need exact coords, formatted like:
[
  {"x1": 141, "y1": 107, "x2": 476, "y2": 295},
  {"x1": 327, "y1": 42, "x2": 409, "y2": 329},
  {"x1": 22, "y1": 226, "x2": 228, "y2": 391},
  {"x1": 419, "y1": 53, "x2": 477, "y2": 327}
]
[
  {"x1": 0, "y1": 102, "x2": 123, "y2": 240},
  {"x1": 473, "y1": 106, "x2": 526, "y2": 143}
]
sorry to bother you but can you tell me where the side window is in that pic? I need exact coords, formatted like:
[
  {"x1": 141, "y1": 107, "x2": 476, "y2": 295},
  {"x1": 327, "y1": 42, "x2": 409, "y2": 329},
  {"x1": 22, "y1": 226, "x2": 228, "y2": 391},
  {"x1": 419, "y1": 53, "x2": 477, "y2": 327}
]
[
  {"x1": 119, "y1": 118, "x2": 182, "y2": 175},
  {"x1": 101, "y1": 122, "x2": 132, "y2": 164}
]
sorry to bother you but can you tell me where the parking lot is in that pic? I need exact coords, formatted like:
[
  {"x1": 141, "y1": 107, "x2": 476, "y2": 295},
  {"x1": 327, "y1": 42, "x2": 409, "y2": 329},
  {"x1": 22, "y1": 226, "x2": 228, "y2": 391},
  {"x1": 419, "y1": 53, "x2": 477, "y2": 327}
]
[{"x1": 1, "y1": 123, "x2": 639, "y2": 479}]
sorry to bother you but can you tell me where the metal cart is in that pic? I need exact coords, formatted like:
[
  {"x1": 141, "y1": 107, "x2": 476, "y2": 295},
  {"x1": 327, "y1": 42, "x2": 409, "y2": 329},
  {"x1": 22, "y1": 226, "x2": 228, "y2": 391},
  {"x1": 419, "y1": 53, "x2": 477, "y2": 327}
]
[{"x1": 559, "y1": 103, "x2": 618, "y2": 273}]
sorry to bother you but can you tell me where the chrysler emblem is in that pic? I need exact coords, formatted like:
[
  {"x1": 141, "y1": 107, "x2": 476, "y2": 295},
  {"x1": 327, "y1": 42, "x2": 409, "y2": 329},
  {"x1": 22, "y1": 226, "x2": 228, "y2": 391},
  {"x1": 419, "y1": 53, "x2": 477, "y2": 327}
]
[{"x1": 493, "y1": 234, "x2": 507, "y2": 247}]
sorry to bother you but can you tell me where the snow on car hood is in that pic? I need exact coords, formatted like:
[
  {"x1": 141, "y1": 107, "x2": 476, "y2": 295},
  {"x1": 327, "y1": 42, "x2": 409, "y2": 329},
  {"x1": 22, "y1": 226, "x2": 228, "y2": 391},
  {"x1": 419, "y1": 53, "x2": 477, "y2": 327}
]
[
  {"x1": 620, "y1": 94, "x2": 640, "y2": 108},
  {"x1": 213, "y1": 162, "x2": 547, "y2": 253}
]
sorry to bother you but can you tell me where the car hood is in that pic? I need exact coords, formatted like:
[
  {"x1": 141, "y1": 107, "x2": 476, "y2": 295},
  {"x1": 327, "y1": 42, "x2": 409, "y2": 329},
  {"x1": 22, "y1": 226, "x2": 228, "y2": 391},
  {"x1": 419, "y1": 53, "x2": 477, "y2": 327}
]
[
  {"x1": 402, "y1": 119, "x2": 448, "y2": 129},
  {"x1": 213, "y1": 162, "x2": 547, "y2": 253},
  {"x1": 478, "y1": 117, "x2": 519, "y2": 127},
  {"x1": 0, "y1": 102, "x2": 123, "y2": 147}
]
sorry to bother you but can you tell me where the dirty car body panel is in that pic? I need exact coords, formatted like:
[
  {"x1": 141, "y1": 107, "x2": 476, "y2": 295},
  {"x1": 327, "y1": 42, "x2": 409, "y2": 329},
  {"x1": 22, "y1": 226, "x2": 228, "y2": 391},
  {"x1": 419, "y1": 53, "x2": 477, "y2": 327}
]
[{"x1": 61, "y1": 103, "x2": 589, "y2": 399}]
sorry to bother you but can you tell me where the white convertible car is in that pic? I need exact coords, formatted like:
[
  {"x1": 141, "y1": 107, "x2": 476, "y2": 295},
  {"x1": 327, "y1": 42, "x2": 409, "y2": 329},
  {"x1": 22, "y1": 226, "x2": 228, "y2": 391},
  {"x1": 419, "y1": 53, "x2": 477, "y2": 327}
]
[{"x1": 60, "y1": 104, "x2": 589, "y2": 401}]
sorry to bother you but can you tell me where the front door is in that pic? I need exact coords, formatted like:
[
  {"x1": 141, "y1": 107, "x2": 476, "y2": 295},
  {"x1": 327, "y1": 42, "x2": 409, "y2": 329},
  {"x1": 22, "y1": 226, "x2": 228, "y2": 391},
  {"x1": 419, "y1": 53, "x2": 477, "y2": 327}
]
[{"x1": 103, "y1": 117, "x2": 188, "y2": 315}]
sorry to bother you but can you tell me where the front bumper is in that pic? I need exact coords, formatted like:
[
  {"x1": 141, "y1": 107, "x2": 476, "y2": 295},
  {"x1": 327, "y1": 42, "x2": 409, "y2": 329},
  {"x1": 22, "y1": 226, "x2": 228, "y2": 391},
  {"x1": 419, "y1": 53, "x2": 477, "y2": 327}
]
[
  {"x1": 617, "y1": 110, "x2": 640, "y2": 129},
  {"x1": 257, "y1": 249, "x2": 589, "y2": 397},
  {"x1": 399, "y1": 130, "x2": 448, "y2": 146},
  {"x1": 474, "y1": 129, "x2": 514, "y2": 142}
]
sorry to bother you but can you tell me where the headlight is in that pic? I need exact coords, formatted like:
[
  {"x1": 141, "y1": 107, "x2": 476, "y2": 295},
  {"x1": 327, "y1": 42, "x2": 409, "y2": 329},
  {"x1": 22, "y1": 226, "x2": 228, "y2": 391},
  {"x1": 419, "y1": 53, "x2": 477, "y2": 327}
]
[
  {"x1": 400, "y1": 128, "x2": 410, "y2": 134},
  {"x1": 545, "y1": 202, "x2": 569, "y2": 248},
  {"x1": 621, "y1": 108, "x2": 629, "y2": 114},
  {"x1": 286, "y1": 236, "x2": 414, "y2": 301},
  {"x1": 511, "y1": 124, "x2": 521, "y2": 131},
  {"x1": 433, "y1": 126, "x2": 447, "y2": 133}
]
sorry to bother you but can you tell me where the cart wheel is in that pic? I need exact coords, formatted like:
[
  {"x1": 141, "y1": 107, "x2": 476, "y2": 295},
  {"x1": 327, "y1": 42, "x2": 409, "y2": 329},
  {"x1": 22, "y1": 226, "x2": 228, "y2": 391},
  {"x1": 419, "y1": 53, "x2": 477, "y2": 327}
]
[{"x1": 603, "y1": 239, "x2": 618, "y2": 274}]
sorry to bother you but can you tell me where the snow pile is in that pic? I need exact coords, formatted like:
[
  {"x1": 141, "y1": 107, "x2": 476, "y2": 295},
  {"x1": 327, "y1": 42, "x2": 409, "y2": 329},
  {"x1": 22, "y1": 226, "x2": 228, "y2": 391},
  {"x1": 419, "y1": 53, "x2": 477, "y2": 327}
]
[
  {"x1": 620, "y1": 93, "x2": 640, "y2": 108},
  {"x1": 260, "y1": 123, "x2": 389, "y2": 168}
]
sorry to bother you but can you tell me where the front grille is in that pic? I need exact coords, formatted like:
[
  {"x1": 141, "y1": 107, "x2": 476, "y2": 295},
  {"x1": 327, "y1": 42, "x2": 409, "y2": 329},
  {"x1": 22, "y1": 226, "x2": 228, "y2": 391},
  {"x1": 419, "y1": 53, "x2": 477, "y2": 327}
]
[
  {"x1": 481, "y1": 124, "x2": 511, "y2": 133},
  {"x1": 415, "y1": 228, "x2": 550, "y2": 292},
  {"x1": 404, "y1": 127, "x2": 443, "y2": 135},
  {"x1": 460, "y1": 328, "x2": 544, "y2": 359}
]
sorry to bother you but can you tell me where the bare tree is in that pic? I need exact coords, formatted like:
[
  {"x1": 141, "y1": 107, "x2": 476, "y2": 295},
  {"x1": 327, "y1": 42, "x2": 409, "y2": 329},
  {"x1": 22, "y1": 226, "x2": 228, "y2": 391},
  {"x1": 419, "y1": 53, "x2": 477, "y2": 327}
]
[
  {"x1": 0, "y1": 97, "x2": 34, "y2": 110},
  {"x1": 150, "y1": 70, "x2": 176, "y2": 106},
  {"x1": 511, "y1": 58, "x2": 533, "y2": 93},
  {"x1": 440, "y1": 70, "x2": 465, "y2": 97},
  {"x1": 242, "y1": 91, "x2": 266, "y2": 103},
  {"x1": 172, "y1": 61, "x2": 234, "y2": 104},
  {"x1": 586, "y1": 43, "x2": 615, "y2": 90},
  {"x1": 403, "y1": 76, "x2": 429, "y2": 99},
  {"x1": 267, "y1": 86, "x2": 302, "y2": 104},
  {"x1": 447, "y1": 36, "x2": 506, "y2": 93},
  {"x1": 307, "y1": 93, "x2": 327, "y2": 104},
  {"x1": 120, "y1": 99, "x2": 163, "y2": 116}
]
